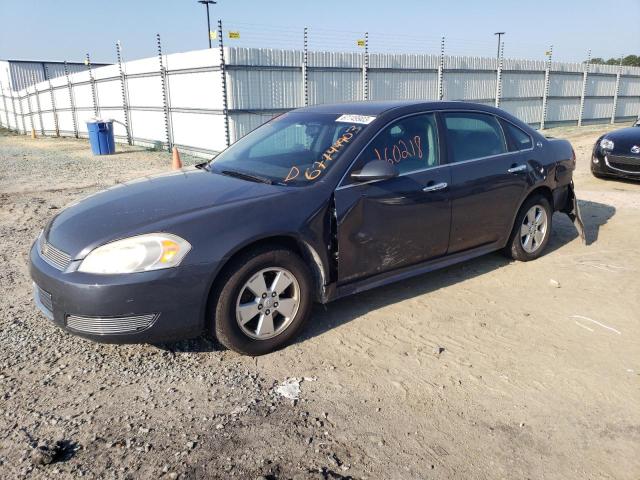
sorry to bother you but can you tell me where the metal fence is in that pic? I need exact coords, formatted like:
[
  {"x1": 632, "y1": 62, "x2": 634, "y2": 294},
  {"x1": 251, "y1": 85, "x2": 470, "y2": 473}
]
[{"x1": 1, "y1": 27, "x2": 639, "y2": 159}]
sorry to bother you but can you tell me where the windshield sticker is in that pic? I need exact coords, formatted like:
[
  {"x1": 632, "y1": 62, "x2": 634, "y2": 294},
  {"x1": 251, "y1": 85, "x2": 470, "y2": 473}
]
[
  {"x1": 336, "y1": 114, "x2": 376, "y2": 125},
  {"x1": 284, "y1": 125, "x2": 362, "y2": 183}
]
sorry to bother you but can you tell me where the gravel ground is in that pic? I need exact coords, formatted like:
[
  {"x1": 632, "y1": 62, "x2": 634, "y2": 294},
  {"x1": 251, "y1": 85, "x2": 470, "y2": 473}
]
[{"x1": 0, "y1": 125, "x2": 639, "y2": 479}]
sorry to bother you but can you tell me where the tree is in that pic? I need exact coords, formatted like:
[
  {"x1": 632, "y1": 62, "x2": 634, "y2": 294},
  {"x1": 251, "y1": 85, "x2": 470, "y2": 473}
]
[
  {"x1": 622, "y1": 55, "x2": 640, "y2": 66},
  {"x1": 587, "y1": 54, "x2": 640, "y2": 67}
]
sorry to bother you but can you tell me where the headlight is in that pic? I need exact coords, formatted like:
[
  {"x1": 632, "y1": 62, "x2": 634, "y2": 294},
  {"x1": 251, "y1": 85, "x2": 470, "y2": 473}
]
[
  {"x1": 78, "y1": 233, "x2": 191, "y2": 274},
  {"x1": 599, "y1": 138, "x2": 614, "y2": 151}
]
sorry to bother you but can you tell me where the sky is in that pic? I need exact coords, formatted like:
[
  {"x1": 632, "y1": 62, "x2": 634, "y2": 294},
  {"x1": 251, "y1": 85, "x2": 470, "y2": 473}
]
[{"x1": 1, "y1": 0, "x2": 638, "y2": 64}]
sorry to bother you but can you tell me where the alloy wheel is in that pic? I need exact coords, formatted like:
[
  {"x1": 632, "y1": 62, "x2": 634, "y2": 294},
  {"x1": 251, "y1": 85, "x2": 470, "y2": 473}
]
[
  {"x1": 520, "y1": 205, "x2": 548, "y2": 253},
  {"x1": 235, "y1": 267, "x2": 300, "y2": 340}
]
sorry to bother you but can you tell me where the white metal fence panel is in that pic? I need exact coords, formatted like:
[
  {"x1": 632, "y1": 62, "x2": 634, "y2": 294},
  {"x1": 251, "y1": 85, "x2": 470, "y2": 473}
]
[
  {"x1": 549, "y1": 73, "x2": 583, "y2": 97},
  {"x1": 1, "y1": 46, "x2": 639, "y2": 157},
  {"x1": 586, "y1": 74, "x2": 617, "y2": 97},
  {"x1": 227, "y1": 68, "x2": 302, "y2": 109},
  {"x1": 500, "y1": 99, "x2": 543, "y2": 124},
  {"x1": 619, "y1": 77, "x2": 640, "y2": 96},
  {"x1": 444, "y1": 71, "x2": 496, "y2": 101},
  {"x1": 501, "y1": 72, "x2": 545, "y2": 99},
  {"x1": 308, "y1": 70, "x2": 362, "y2": 105},
  {"x1": 617, "y1": 97, "x2": 640, "y2": 117},
  {"x1": 547, "y1": 97, "x2": 581, "y2": 122},
  {"x1": 369, "y1": 71, "x2": 438, "y2": 101},
  {"x1": 167, "y1": 71, "x2": 224, "y2": 110},
  {"x1": 583, "y1": 98, "x2": 614, "y2": 120}
]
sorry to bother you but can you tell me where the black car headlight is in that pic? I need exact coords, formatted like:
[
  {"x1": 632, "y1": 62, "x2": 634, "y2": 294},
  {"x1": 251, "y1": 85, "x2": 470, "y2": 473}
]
[{"x1": 78, "y1": 233, "x2": 191, "y2": 274}]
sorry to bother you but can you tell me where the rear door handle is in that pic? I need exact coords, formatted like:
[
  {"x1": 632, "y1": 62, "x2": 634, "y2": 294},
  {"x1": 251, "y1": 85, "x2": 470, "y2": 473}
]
[
  {"x1": 507, "y1": 164, "x2": 527, "y2": 173},
  {"x1": 422, "y1": 182, "x2": 448, "y2": 192}
]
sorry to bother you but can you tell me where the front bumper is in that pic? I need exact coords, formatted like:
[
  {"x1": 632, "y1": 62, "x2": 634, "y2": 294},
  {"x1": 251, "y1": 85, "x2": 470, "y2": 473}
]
[
  {"x1": 29, "y1": 242, "x2": 213, "y2": 344},
  {"x1": 592, "y1": 152, "x2": 640, "y2": 180}
]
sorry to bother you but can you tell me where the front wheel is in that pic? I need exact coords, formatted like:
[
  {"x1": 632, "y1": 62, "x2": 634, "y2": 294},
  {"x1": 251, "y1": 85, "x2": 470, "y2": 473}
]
[
  {"x1": 211, "y1": 247, "x2": 313, "y2": 355},
  {"x1": 504, "y1": 195, "x2": 553, "y2": 261}
]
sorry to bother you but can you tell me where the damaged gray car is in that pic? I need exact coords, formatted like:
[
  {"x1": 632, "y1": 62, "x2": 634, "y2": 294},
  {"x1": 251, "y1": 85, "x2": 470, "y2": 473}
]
[{"x1": 30, "y1": 101, "x2": 584, "y2": 355}]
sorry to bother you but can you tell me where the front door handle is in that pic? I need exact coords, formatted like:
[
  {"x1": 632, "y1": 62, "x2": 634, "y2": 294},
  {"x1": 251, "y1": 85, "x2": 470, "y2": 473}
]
[
  {"x1": 507, "y1": 164, "x2": 527, "y2": 173},
  {"x1": 422, "y1": 182, "x2": 448, "y2": 192}
]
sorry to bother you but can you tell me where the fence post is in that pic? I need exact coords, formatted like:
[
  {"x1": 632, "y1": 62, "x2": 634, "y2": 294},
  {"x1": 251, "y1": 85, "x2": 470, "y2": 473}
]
[
  {"x1": 362, "y1": 32, "x2": 369, "y2": 101},
  {"x1": 494, "y1": 41, "x2": 504, "y2": 108},
  {"x1": 25, "y1": 78, "x2": 35, "y2": 135},
  {"x1": 0, "y1": 81, "x2": 9, "y2": 129},
  {"x1": 156, "y1": 33, "x2": 172, "y2": 151},
  {"x1": 16, "y1": 87, "x2": 26, "y2": 134},
  {"x1": 217, "y1": 19, "x2": 231, "y2": 147},
  {"x1": 116, "y1": 41, "x2": 132, "y2": 145},
  {"x1": 31, "y1": 72, "x2": 45, "y2": 136},
  {"x1": 437, "y1": 37, "x2": 445, "y2": 100},
  {"x1": 45, "y1": 65, "x2": 60, "y2": 137},
  {"x1": 8, "y1": 77, "x2": 21, "y2": 133},
  {"x1": 64, "y1": 61, "x2": 79, "y2": 138},
  {"x1": 611, "y1": 55, "x2": 623, "y2": 125},
  {"x1": 540, "y1": 45, "x2": 553, "y2": 130},
  {"x1": 577, "y1": 49, "x2": 591, "y2": 127},
  {"x1": 302, "y1": 27, "x2": 309, "y2": 106},
  {"x1": 86, "y1": 53, "x2": 99, "y2": 118}
]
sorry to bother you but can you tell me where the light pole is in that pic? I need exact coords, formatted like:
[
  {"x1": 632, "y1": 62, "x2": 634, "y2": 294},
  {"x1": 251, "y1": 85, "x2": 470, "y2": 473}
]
[
  {"x1": 198, "y1": 0, "x2": 217, "y2": 48},
  {"x1": 494, "y1": 32, "x2": 505, "y2": 60}
]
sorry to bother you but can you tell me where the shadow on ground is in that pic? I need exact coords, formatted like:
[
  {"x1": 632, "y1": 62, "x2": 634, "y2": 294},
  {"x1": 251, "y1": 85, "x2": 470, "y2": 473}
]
[
  {"x1": 160, "y1": 199, "x2": 615, "y2": 354},
  {"x1": 298, "y1": 198, "x2": 615, "y2": 345}
]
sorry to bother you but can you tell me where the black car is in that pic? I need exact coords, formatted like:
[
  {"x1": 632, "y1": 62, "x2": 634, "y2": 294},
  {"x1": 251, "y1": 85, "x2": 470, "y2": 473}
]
[
  {"x1": 30, "y1": 101, "x2": 584, "y2": 355},
  {"x1": 591, "y1": 120, "x2": 640, "y2": 180}
]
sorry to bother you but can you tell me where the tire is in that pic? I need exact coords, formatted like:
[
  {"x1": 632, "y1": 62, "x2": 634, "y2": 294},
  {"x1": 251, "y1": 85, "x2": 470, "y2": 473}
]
[
  {"x1": 210, "y1": 246, "x2": 313, "y2": 356},
  {"x1": 504, "y1": 194, "x2": 553, "y2": 262}
]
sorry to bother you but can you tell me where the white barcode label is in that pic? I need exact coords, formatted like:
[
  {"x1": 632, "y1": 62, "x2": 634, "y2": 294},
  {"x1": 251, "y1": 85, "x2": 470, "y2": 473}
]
[{"x1": 336, "y1": 114, "x2": 376, "y2": 124}]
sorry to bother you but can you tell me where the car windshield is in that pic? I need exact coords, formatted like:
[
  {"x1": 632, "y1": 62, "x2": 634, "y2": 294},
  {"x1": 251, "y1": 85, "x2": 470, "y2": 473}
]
[{"x1": 209, "y1": 112, "x2": 370, "y2": 185}]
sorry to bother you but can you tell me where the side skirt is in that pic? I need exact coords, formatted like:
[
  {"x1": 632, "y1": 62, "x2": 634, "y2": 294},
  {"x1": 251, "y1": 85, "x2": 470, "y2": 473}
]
[{"x1": 329, "y1": 242, "x2": 501, "y2": 302}]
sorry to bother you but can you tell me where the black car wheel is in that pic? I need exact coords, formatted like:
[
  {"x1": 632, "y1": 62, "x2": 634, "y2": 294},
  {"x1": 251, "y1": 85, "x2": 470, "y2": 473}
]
[
  {"x1": 211, "y1": 246, "x2": 313, "y2": 355},
  {"x1": 504, "y1": 194, "x2": 553, "y2": 262}
]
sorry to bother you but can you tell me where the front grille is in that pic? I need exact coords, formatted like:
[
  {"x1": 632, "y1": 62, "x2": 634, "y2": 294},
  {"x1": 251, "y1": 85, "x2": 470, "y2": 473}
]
[
  {"x1": 607, "y1": 155, "x2": 640, "y2": 174},
  {"x1": 40, "y1": 238, "x2": 72, "y2": 271},
  {"x1": 35, "y1": 284, "x2": 54, "y2": 313},
  {"x1": 66, "y1": 313, "x2": 158, "y2": 335}
]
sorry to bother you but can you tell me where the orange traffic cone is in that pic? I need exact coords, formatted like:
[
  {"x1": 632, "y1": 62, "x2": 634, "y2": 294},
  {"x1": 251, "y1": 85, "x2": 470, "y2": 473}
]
[
  {"x1": 31, "y1": 127, "x2": 36, "y2": 139},
  {"x1": 171, "y1": 146, "x2": 182, "y2": 170}
]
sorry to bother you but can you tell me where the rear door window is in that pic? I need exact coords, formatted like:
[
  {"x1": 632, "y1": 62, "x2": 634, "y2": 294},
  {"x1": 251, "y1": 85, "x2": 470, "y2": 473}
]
[{"x1": 442, "y1": 112, "x2": 507, "y2": 163}]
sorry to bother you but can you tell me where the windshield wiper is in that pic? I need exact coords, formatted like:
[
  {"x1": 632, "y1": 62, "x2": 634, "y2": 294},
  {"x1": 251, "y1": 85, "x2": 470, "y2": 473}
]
[{"x1": 220, "y1": 169, "x2": 273, "y2": 185}]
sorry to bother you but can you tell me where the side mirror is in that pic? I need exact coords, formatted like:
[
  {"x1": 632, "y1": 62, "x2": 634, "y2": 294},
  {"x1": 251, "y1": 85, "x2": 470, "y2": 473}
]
[{"x1": 350, "y1": 160, "x2": 399, "y2": 182}]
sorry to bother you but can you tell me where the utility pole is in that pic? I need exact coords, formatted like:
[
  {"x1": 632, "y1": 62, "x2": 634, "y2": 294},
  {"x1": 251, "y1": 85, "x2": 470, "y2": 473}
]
[
  {"x1": 198, "y1": 0, "x2": 217, "y2": 48},
  {"x1": 494, "y1": 32, "x2": 505, "y2": 61}
]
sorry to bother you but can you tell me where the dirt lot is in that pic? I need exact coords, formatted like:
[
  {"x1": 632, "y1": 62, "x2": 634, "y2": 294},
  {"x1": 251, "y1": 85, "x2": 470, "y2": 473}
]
[{"x1": 0, "y1": 124, "x2": 639, "y2": 479}]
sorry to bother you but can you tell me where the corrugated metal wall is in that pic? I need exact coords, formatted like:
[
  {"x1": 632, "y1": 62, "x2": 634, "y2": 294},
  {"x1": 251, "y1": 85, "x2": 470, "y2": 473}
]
[
  {"x1": 1, "y1": 47, "x2": 639, "y2": 157},
  {"x1": 2, "y1": 61, "x2": 110, "y2": 91},
  {"x1": 224, "y1": 48, "x2": 640, "y2": 139}
]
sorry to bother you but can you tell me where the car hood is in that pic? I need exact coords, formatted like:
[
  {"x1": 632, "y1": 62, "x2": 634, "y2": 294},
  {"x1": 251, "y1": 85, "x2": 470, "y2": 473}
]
[
  {"x1": 605, "y1": 127, "x2": 640, "y2": 152},
  {"x1": 45, "y1": 167, "x2": 281, "y2": 258}
]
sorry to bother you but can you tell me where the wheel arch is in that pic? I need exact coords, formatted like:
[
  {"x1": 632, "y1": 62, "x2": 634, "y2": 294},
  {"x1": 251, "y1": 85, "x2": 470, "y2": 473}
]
[
  {"x1": 503, "y1": 185, "x2": 554, "y2": 248},
  {"x1": 205, "y1": 234, "x2": 328, "y2": 315}
]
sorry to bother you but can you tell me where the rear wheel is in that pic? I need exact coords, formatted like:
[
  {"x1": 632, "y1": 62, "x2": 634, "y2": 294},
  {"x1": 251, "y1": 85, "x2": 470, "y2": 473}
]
[
  {"x1": 210, "y1": 247, "x2": 312, "y2": 355},
  {"x1": 504, "y1": 194, "x2": 552, "y2": 261}
]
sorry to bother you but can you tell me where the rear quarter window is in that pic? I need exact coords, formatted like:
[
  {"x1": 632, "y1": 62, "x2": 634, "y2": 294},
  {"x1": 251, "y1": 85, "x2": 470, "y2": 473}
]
[{"x1": 500, "y1": 120, "x2": 533, "y2": 151}]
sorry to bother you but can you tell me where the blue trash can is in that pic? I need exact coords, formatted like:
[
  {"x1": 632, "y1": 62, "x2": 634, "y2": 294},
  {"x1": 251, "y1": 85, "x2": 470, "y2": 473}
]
[{"x1": 86, "y1": 119, "x2": 116, "y2": 155}]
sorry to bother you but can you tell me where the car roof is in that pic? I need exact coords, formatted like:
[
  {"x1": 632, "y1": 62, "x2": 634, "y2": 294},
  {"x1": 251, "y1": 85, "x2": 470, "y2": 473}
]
[{"x1": 294, "y1": 100, "x2": 500, "y2": 116}]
